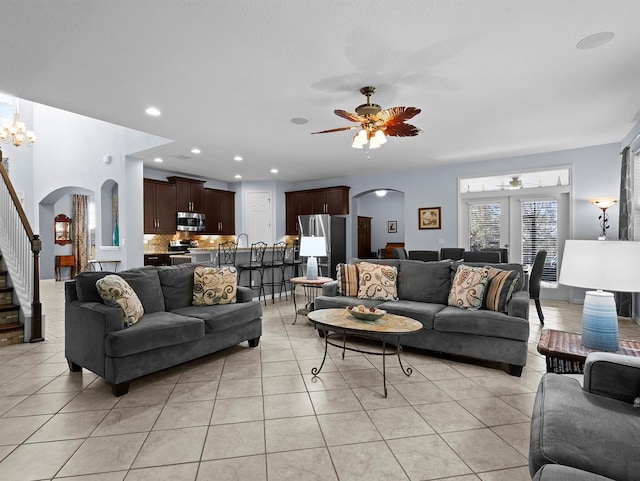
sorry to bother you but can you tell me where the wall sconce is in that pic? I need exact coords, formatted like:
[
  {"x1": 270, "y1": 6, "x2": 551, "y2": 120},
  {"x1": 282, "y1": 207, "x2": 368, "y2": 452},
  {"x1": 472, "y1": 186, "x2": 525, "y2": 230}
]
[{"x1": 589, "y1": 197, "x2": 617, "y2": 240}]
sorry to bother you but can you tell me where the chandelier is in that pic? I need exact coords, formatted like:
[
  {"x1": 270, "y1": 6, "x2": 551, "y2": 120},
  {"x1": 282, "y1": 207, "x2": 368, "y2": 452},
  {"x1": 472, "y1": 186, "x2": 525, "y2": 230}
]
[
  {"x1": 0, "y1": 99, "x2": 36, "y2": 147},
  {"x1": 351, "y1": 126, "x2": 387, "y2": 150}
]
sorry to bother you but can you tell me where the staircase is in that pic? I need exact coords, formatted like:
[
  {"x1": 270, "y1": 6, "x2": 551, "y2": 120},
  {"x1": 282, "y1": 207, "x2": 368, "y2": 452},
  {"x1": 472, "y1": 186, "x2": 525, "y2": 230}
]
[{"x1": 0, "y1": 256, "x2": 23, "y2": 345}]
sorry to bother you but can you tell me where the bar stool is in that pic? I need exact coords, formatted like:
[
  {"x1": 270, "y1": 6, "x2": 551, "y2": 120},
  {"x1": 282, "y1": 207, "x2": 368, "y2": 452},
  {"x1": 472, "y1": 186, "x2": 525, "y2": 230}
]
[
  {"x1": 218, "y1": 240, "x2": 237, "y2": 268},
  {"x1": 237, "y1": 241, "x2": 267, "y2": 305},
  {"x1": 262, "y1": 241, "x2": 287, "y2": 303},
  {"x1": 284, "y1": 239, "x2": 304, "y2": 291}
]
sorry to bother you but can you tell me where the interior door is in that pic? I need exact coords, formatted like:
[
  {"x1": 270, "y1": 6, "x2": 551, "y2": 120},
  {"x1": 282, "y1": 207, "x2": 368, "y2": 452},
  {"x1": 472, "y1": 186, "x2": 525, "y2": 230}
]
[
  {"x1": 245, "y1": 191, "x2": 272, "y2": 244},
  {"x1": 461, "y1": 198, "x2": 510, "y2": 252}
]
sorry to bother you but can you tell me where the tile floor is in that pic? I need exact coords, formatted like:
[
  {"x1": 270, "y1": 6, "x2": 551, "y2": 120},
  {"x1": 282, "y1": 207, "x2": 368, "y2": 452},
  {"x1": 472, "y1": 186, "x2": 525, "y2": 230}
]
[{"x1": 1, "y1": 280, "x2": 639, "y2": 481}]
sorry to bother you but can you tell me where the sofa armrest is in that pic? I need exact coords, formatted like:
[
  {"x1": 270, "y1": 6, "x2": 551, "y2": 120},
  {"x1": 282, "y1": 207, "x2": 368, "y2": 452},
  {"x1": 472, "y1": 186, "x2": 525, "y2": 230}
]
[
  {"x1": 583, "y1": 352, "x2": 640, "y2": 403},
  {"x1": 236, "y1": 286, "x2": 253, "y2": 303},
  {"x1": 507, "y1": 290, "x2": 530, "y2": 319},
  {"x1": 322, "y1": 281, "x2": 338, "y2": 296},
  {"x1": 65, "y1": 301, "x2": 125, "y2": 377}
]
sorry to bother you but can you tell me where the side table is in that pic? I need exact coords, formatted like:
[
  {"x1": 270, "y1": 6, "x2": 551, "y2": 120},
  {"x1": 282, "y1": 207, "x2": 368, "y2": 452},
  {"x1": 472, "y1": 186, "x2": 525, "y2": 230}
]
[
  {"x1": 537, "y1": 328, "x2": 640, "y2": 374},
  {"x1": 55, "y1": 255, "x2": 76, "y2": 281},
  {"x1": 290, "y1": 276, "x2": 333, "y2": 324}
]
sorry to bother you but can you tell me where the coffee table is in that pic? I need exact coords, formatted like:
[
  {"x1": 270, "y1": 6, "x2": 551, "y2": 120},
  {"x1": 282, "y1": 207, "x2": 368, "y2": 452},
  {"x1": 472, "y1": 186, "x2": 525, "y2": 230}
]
[
  {"x1": 307, "y1": 308, "x2": 423, "y2": 397},
  {"x1": 538, "y1": 328, "x2": 640, "y2": 373},
  {"x1": 290, "y1": 276, "x2": 333, "y2": 324}
]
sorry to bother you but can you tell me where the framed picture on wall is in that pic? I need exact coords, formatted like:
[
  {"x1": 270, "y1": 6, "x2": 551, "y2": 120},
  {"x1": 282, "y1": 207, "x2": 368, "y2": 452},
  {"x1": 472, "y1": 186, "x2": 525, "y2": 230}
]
[
  {"x1": 388, "y1": 221, "x2": 397, "y2": 233},
  {"x1": 419, "y1": 207, "x2": 441, "y2": 230}
]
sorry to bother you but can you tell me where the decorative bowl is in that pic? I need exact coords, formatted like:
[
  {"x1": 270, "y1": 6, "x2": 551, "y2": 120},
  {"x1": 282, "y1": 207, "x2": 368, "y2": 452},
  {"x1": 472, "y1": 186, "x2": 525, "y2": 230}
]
[{"x1": 346, "y1": 305, "x2": 386, "y2": 322}]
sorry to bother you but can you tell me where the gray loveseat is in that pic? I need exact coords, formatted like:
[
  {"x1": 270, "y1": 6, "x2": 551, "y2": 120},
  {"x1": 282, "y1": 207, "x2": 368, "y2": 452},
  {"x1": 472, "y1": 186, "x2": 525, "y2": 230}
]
[
  {"x1": 314, "y1": 259, "x2": 529, "y2": 376},
  {"x1": 65, "y1": 263, "x2": 262, "y2": 396},
  {"x1": 529, "y1": 352, "x2": 640, "y2": 481}
]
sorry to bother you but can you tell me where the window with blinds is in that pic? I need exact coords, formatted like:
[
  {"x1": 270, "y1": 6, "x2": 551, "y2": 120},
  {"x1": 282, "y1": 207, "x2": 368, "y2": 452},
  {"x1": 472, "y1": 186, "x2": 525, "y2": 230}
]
[
  {"x1": 634, "y1": 151, "x2": 640, "y2": 241},
  {"x1": 522, "y1": 199, "x2": 557, "y2": 281},
  {"x1": 469, "y1": 202, "x2": 501, "y2": 251}
]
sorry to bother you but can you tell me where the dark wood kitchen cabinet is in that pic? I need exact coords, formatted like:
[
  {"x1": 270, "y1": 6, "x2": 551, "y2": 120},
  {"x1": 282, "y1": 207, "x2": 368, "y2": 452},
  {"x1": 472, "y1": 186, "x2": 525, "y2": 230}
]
[
  {"x1": 285, "y1": 186, "x2": 349, "y2": 235},
  {"x1": 203, "y1": 188, "x2": 235, "y2": 235},
  {"x1": 168, "y1": 176, "x2": 205, "y2": 213},
  {"x1": 144, "y1": 179, "x2": 176, "y2": 234}
]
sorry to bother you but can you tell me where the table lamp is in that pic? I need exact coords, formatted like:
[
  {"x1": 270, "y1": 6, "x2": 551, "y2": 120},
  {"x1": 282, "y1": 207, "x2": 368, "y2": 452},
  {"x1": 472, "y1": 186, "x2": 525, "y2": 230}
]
[
  {"x1": 559, "y1": 240, "x2": 640, "y2": 351},
  {"x1": 299, "y1": 236, "x2": 326, "y2": 280}
]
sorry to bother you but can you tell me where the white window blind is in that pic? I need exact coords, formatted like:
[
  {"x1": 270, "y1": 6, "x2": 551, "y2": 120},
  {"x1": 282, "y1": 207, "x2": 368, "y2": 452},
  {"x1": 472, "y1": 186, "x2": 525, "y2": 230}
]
[
  {"x1": 634, "y1": 152, "x2": 640, "y2": 241},
  {"x1": 521, "y1": 200, "x2": 557, "y2": 281},
  {"x1": 469, "y1": 203, "x2": 501, "y2": 251}
]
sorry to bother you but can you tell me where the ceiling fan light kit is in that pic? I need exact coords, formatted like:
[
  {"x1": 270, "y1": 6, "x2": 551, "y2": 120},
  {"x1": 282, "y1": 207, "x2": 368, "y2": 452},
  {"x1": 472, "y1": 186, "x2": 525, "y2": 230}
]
[{"x1": 312, "y1": 86, "x2": 421, "y2": 150}]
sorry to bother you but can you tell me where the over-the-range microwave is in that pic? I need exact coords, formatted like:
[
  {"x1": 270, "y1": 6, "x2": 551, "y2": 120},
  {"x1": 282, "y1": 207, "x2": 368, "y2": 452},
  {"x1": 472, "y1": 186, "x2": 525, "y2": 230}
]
[{"x1": 177, "y1": 212, "x2": 206, "y2": 231}]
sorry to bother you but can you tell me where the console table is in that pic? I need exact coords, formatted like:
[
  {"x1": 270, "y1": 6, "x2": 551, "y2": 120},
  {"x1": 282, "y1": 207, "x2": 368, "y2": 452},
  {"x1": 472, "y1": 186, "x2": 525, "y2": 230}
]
[{"x1": 55, "y1": 255, "x2": 76, "y2": 281}]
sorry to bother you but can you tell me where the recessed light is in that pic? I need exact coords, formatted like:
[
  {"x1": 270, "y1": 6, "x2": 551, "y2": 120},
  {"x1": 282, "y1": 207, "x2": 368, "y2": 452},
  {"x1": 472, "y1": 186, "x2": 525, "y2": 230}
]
[
  {"x1": 576, "y1": 31, "x2": 615, "y2": 50},
  {"x1": 191, "y1": 148, "x2": 201, "y2": 154},
  {"x1": 153, "y1": 157, "x2": 163, "y2": 163},
  {"x1": 290, "y1": 117, "x2": 308, "y2": 125},
  {"x1": 234, "y1": 155, "x2": 243, "y2": 161},
  {"x1": 145, "y1": 107, "x2": 161, "y2": 116},
  {"x1": 270, "y1": 168, "x2": 278, "y2": 174},
  {"x1": 234, "y1": 174, "x2": 242, "y2": 179}
]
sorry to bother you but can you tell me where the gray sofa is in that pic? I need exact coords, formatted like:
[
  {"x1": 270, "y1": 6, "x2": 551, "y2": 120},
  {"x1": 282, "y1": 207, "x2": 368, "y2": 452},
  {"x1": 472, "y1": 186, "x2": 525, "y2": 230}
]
[
  {"x1": 314, "y1": 259, "x2": 530, "y2": 376},
  {"x1": 529, "y1": 352, "x2": 640, "y2": 481},
  {"x1": 65, "y1": 263, "x2": 262, "y2": 396}
]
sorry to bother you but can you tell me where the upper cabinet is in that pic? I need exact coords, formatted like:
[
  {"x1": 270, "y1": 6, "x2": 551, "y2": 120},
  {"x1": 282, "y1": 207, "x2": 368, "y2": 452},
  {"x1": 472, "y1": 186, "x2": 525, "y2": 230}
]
[
  {"x1": 168, "y1": 176, "x2": 205, "y2": 212},
  {"x1": 285, "y1": 186, "x2": 350, "y2": 235},
  {"x1": 203, "y1": 188, "x2": 236, "y2": 235},
  {"x1": 144, "y1": 179, "x2": 176, "y2": 234}
]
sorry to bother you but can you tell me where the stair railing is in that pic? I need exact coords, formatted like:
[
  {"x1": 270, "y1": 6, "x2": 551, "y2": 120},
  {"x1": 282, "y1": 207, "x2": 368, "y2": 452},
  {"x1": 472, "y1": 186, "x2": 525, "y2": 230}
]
[{"x1": 0, "y1": 149, "x2": 43, "y2": 342}]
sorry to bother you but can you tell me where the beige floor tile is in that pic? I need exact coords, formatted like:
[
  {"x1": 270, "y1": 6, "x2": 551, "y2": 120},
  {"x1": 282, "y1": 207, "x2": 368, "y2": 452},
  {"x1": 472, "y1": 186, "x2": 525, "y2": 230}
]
[
  {"x1": 59, "y1": 433, "x2": 146, "y2": 477},
  {"x1": 500, "y1": 392, "x2": 536, "y2": 416},
  {"x1": 332, "y1": 354, "x2": 376, "y2": 371},
  {"x1": 261, "y1": 349, "x2": 296, "y2": 362},
  {"x1": 442, "y1": 428, "x2": 528, "y2": 472},
  {"x1": 202, "y1": 420, "x2": 265, "y2": 460},
  {"x1": 217, "y1": 377, "x2": 262, "y2": 398},
  {"x1": 341, "y1": 368, "x2": 384, "y2": 388},
  {"x1": 197, "y1": 455, "x2": 266, "y2": 481},
  {"x1": 267, "y1": 447, "x2": 338, "y2": 481},
  {"x1": 318, "y1": 411, "x2": 382, "y2": 446},
  {"x1": 92, "y1": 405, "x2": 162, "y2": 436},
  {"x1": 54, "y1": 471, "x2": 127, "y2": 481},
  {"x1": 491, "y1": 422, "x2": 531, "y2": 457},
  {"x1": 471, "y1": 375, "x2": 534, "y2": 396},
  {"x1": 114, "y1": 384, "x2": 174, "y2": 408},
  {"x1": 309, "y1": 388, "x2": 364, "y2": 414},
  {"x1": 433, "y1": 378, "x2": 495, "y2": 400},
  {"x1": 0, "y1": 439, "x2": 83, "y2": 481},
  {"x1": 265, "y1": 415, "x2": 325, "y2": 453},
  {"x1": 153, "y1": 400, "x2": 214, "y2": 430},
  {"x1": 3, "y1": 391, "x2": 77, "y2": 416},
  {"x1": 264, "y1": 391, "x2": 314, "y2": 419},
  {"x1": 384, "y1": 365, "x2": 429, "y2": 384},
  {"x1": 368, "y1": 406, "x2": 435, "y2": 439},
  {"x1": 297, "y1": 357, "x2": 339, "y2": 373},
  {"x1": 414, "y1": 401, "x2": 484, "y2": 433},
  {"x1": 60, "y1": 388, "x2": 120, "y2": 412},
  {"x1": 0, "y1": 445, "x2": 16, "y2": 462},
  {"x1": 388, "y1": 434, "x2": 473, "y2": 480},
  {"x1": 0, "y1": 414, "x2": 52, "y2": 445},
  {"x1": 458, "y1": 397, "x2": 531, "y2": 426},
  {"x1": 124, "y1": 463, "x2": 198, "y2": 481},
  {"x1": 222, "y1": 347, "x2": 261, "y2": 365},
  {"x1": 210, "y1": 396, "x2": 264, "y2": 424},
  {"x1": 415, "y1": 362, "x2": 467, "y2": 381},
  {"x1": 132, "y1": 426, "x2": 207, "y2": 468},
  {"x1": 352, "y1": 385, "x2": 410, "y2": 410},
  {"x1": 262, "y1": 374, "x2": 307, "y2": 395},
  {"x1": 19, "y1": 362, "x2": 69, "y2": 378},
  {"x1": 36, "y1": 372, "x2": 98, "y2": 394},
  {"x1": 394, "y1": 380, "x2": 453, "y2": 405},
  {"x1": 477, "y1": 466, "x2": 531, "y2": 481},
  {"x1": 261, "y1": 360, "x2": 301, "y2": 377},
  {"x1": 329, "y1": 441, "x2": 409, "y2": 481},
  {"x1": 220, "y1": 362, "x2": 261, "y2": 380},
  {"x1": 28, "y1": 410, "x2": 108, "y2": 442},
  {"x1": 177, "y1": 362, "x2": 223, "y2": 383},
  {"x1": 166, "y1": 380, "x2": 219, "y2": 403},
  {"x1": 0, "y1": 395, "x2": 28, "y2": 416},
  {"x1": 303, "y1": 371, "x2": 349, "y2": 391}
]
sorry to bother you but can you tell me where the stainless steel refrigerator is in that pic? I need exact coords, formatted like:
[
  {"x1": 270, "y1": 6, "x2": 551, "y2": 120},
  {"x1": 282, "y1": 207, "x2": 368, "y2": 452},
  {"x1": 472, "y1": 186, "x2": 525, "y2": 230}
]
[{"x1": 298, "y1": 214, "x2": 346, "y2": 278}]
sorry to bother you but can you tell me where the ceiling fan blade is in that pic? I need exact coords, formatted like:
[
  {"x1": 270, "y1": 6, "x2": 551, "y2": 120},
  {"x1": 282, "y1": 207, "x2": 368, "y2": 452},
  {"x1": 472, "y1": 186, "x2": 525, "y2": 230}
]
[
  {"x1": 311, "y1": 125, "x2": 359, "y2": 135},
  {"x1": 334, "y1": 109, "x2": 366, "y2": 123},
  {"x1": 376, "y1": 106, "x2": 421, "y2": 125},
  {"x1": 384, "y1": 122, "x2": 421, "y2": 137}
]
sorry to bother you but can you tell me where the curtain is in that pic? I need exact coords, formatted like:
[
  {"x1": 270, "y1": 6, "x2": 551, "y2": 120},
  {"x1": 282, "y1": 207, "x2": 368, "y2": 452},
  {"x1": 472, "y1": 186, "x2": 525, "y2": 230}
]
[
  {"x1": 72, "y1": 194, "x2": 90, "y2": 273},
  {"x1": 616, "y1": 147, "x2": 633, "y2": 316}
]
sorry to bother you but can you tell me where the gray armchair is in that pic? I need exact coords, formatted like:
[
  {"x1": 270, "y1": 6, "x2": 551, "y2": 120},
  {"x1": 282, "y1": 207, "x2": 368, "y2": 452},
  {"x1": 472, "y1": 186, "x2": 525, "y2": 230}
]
[{"x1": 530, "y1": 352, "x2": 640, "y2": 481}]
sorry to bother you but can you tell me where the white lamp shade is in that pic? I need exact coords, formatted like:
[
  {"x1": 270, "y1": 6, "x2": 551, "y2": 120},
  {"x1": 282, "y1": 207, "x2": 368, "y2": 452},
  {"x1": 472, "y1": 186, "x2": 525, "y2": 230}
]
[
  {"x1": 299, "y1": 236, "x2": 327, "y2": 257},
  {"x1": 559, "y1": 240, "x2": 640, "y2": 292}
]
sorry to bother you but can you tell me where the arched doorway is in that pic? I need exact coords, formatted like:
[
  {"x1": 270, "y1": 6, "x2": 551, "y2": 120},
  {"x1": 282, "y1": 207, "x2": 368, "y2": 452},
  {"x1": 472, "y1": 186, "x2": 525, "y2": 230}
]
[{"x1": 352, "y1": 189, "x2": 405, "y2": 259}]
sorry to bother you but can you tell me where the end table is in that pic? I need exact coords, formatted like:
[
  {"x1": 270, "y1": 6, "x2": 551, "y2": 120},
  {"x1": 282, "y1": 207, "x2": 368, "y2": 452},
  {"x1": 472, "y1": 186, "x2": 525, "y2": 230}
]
[{"x1": 290, "y1": 276, "x2": 333, "y2": 324}]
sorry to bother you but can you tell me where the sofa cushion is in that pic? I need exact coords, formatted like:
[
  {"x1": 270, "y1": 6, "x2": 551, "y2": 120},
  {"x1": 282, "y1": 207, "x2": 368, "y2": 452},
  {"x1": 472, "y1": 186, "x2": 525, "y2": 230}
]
[
  {"x1": 172, "y1": 301, "x2": 263, "y2": 334},
  {"x1": 193, "y1": 266, "x2": 237, "y2": 306},
  {"x1": 530, "y1": 374, "x2": 640, "y2": 481},
  {"x1": 158, "y1": 264, "x2": 196, "y2": 311},
  {"x1": 336, "y1": 263, "x2": 359, "y2": 296},
  {"x1": 378, "y1": 300, "x2": 445, "y2": 330},
  {"x1": 96, "y1": 274, "x2": 144, "y2": 326},
  {"x1": 451, "y1": 262, "x2": 526, "y2": 292},
  {"x1": 484, "y1": 267, "x2": 520, "y2": 313},
  {"x1": 533, "y1": 465, "x2": 617, "y2": 481},
  {"x1": 75, "y1": 271, "x2": 112, "y2": 303},
  {"x1": 433, "y1": 306, "x2": 529, "y2": 341},
  {"x1": 397, "y1": 260, "x2": 451, "y2": 304},
  {"x1": 104, "y1": 311, "x2": 204, "y2": 357},
  {"x1": 314, "y1": 295, "x2": 383, "y2": 311},
  {"x1": 448, "y1": 265, "x2": 489, "y2": 310},
  {"x1": 357, "y1": 262, "x2": 398, "y2": 301}
]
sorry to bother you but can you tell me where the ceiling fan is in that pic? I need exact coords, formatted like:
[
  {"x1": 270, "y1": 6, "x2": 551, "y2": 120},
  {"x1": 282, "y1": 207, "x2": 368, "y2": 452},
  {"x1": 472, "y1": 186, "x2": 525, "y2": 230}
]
[{"x1": 311, "y1": 86, "x2": 422, "y2": 149}]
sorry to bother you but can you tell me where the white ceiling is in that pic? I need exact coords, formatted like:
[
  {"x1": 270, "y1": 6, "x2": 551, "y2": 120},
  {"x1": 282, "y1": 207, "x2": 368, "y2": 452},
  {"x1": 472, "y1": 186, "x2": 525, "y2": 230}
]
[{"x1": 2, "y1": 0, "x2": 640, "y2": 183}]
